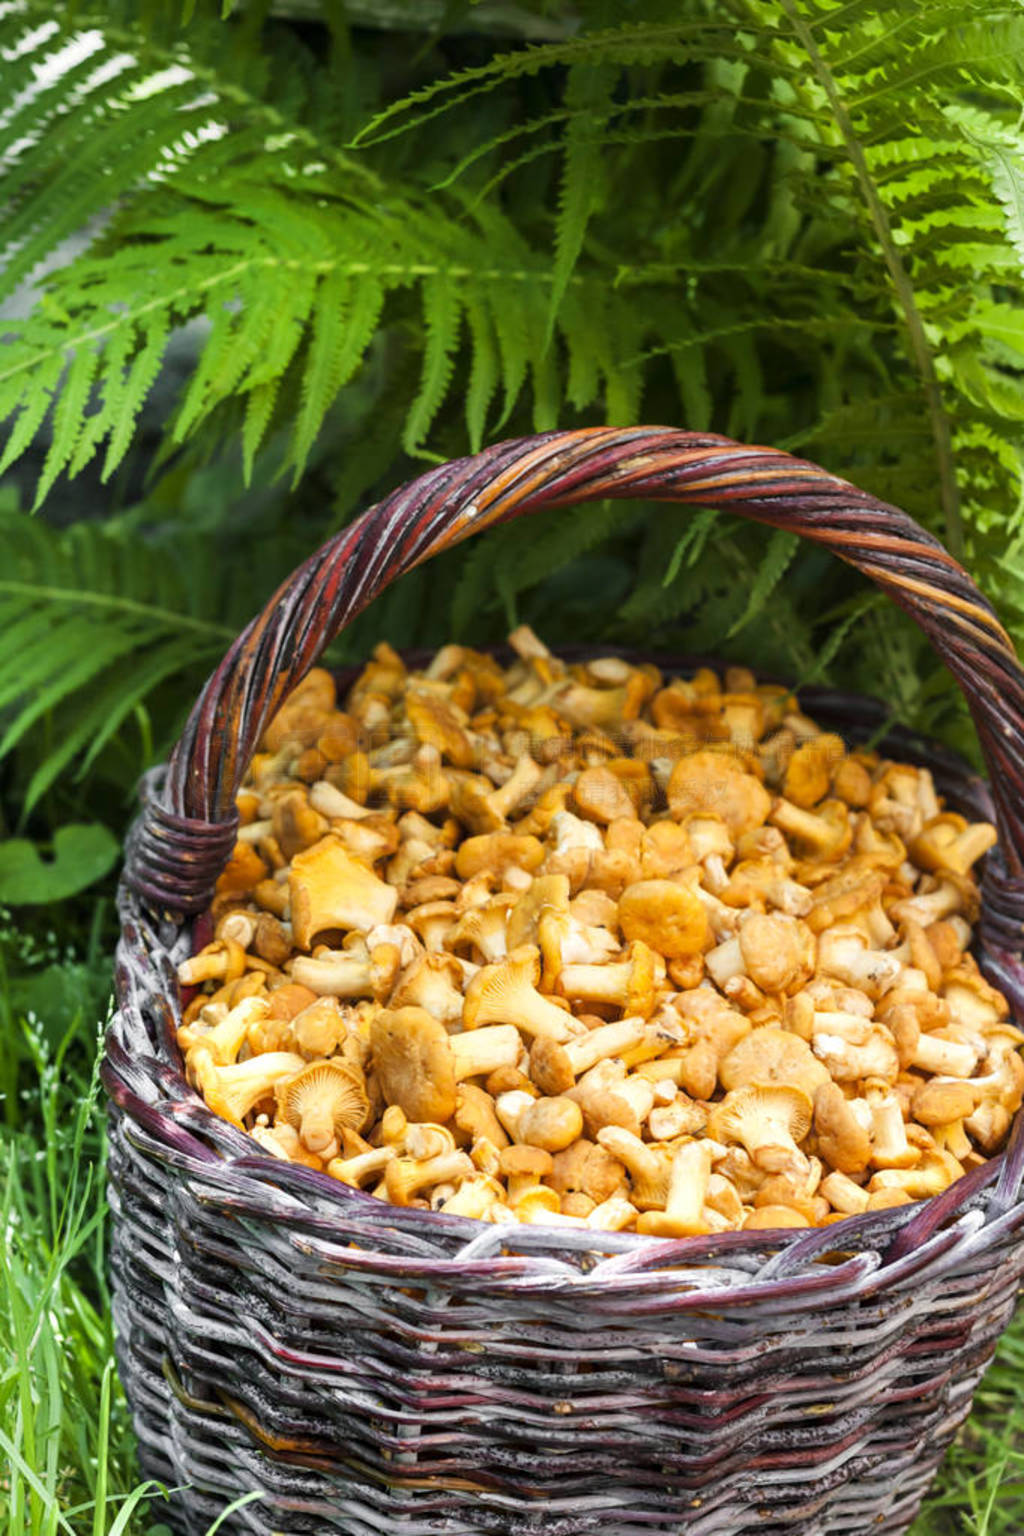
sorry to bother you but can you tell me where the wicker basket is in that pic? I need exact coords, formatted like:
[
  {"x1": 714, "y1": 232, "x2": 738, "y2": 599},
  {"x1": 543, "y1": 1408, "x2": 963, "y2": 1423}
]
[{"x1": 104, "y1": 427, "x2": 1024, "y2": 1536}]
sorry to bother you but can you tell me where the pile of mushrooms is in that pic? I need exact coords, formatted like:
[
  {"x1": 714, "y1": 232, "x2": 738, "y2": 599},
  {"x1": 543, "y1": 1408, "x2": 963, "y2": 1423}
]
[{"x1": 176, "y1": 629, "x2": 1024, "y2": 1235}]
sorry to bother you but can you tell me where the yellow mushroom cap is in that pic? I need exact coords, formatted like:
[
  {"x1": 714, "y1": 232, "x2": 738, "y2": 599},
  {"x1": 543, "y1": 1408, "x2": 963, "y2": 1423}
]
[
  {"x1": 288, "y1": 996, "x2": 348, "y2": 1058},
  {"x1": 618, "y1": 878, "x2": 709, "y2": 959},
  {"x1": 911, "y1": 1079, "x2": 977, "y2": 1127},
  {"x1": 370, "y1": 1006, "x2": 457, "y2": 1123},
  {"x1": 667, "y1": 750, "x2": 771, "y2": 836},
  {"x1": 405, "y1": 688, "x2": 475, "y2": 768},
  {"x1": 738, "y1": 912, "x2": 811, "y2": 992},
  {"x1": 744, "y1": 1205, "x2": 810, "y2": 1230},
  {"x1": 718, "y1": 1026, "x2": 830, "y2": 1097},
  {"x1": 276, "y1": 1059, "x2": 370, "y2": 1153},
  {"x1": 499, "y1": 1143, "x2": 555, "y2": 1182},
  {"x1": 783, "y1": 735, "x2": 844, "y2": 809},
  {"x1": 573, "y1": 766, "x2": 637, "y2": 824},
  {"x1": 455, "y1": 833, "x2": 545, "y2": 881},
  {"x1": 516, "y1": 1096, "x2": 584, "y2": 1153},
  {"x1": 288, "y1": 835, "x2": 398, "y2": 948}
]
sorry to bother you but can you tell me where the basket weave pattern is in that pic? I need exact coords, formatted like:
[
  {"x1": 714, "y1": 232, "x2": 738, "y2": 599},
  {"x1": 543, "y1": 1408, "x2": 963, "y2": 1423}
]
[{"x1": 105, "y1": 428, "x2": 1024, "y2": 1535}]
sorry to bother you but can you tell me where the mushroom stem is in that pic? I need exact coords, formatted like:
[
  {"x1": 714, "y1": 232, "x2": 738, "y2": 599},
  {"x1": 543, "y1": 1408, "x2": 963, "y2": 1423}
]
[
  {"x1": 450, "y1": 1025, "x2": 523, "y2": 1081},
  {"x1": 910, "y1": 1034, "x2": 977, "y2": 1077},
  {"x1": 326, "y1": 1146, "x2": 397, "y2": 1187},
  {"x1": 596, "y1": 1126, "x2": 671, "y2": 1210},
  {"x1": 564, "y1": 1017, "x2": 647, "y2": 1077},
  {"x1": 636, "y1": 1142, "x2": 714, "y2": 1237},
  {"x1": 385, "y1": 1151, "x2": 474, "y2": 1206}
]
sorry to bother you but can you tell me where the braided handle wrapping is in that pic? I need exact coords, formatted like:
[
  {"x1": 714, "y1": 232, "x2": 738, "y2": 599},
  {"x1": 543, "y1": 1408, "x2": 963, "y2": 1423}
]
[{"x1": 124, "y1": 427, "x2": 1024, "y2": 960}]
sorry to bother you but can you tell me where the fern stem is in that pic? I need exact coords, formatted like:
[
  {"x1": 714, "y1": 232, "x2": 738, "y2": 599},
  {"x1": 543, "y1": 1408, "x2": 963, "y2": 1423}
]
[
  {"x1": 777, "y1": 0, "x2": 964, "y2": 560},
  {"x1": 0, "y1": 583, "x2": 234, "y2": 639}
]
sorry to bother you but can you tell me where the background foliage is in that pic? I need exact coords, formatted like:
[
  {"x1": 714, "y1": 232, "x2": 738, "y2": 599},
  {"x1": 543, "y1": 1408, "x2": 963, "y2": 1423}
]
[{"x1": 1, "y1": 0, "x2": 1023, "y2": 1529}]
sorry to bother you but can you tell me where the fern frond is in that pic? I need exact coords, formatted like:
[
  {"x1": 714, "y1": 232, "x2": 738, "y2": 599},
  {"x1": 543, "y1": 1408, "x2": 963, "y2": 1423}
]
[
  {"x1": 547, "y1": 61, "x2": 616, "y2": 338},
  {"x1": 351, "y1": 22, "x2": 779, "y2": 147},
  {"x1": 404, "y1": 274, "x2": 462, "y2": 453},
  {"x1": 462, "y1": 293, "x2": 500, "y2": 452},
  {"x1": 990, "y1": 143, "x2": 1024, "y2": 270},
  {"x1": 450, "y1": 501, "x2": 641, "y2": 638},
  {"x1": 727, "y1": 529, "x2": 800, "y2": 637},
  {"x1": 0, "y1": 512, "x2": 232, "y2": 812},
  {"x1": 776, "y1": 0, "x2": 965, "y2": 555},
  {"x1": 289, "y1": 268, "x2": 353, "y2": 475},
  {"x1": 617, "y1": 507, "x2": 720, "y2": 628}
]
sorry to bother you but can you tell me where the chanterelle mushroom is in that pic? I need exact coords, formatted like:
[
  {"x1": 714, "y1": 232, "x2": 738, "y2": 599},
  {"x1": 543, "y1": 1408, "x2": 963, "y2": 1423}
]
[
  {"x1": 289, "y1": 836, "x2": 398, "y2": 948},
  {"x1": 718, "y1": 1027, "x2": 830, "y2": 1098},
  {"x1": 276, "y1": 1059, "x2": 369, "y2": 1153},
  {"x1": 618, "y1": 878, "x2": 709, "y2": 959},
  {"x1": 708, "y1": 1084, "x2": 813, "y2": 1172},
  {"x1": 463, "y1": 947, "x2": 580, "y2": 1042},
  {"x1": 667, "y1": 751, "x2": 771, "y2": 837},
  {"x1": 370, "y1": 1007, "x2": 458, "y2": 1123}
]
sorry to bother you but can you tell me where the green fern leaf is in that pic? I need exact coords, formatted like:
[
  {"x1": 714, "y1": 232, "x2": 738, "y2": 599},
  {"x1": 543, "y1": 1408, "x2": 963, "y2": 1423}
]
[
  {"x1": 67, "y1": 325, "x2": 133, "y2": 479},
  {"x1": 599, "y1": 297, "x2": 644, "y2": 426},
  {"x1": 0, "y1": 511, "x2": 233, "y2": 811},
  {"x1": 102, "y1": 315, "x2": 171, "y2": 480},
  {"x1": 242, "y1": 377, "x2": 281, "y2": 483},
  {"x1": 288, "y1": 267, "x2": 383, "y2": 479},
  {"x1": 0, "y1": 350, "x2": 65, "y2": 479},
  {"x1": 661, "y1": 507, "x2": 721, "y2": 589},
  {"x1": 0, "y1": 625, "x2": 148, "y2": 760},
  {"x1": 547, "y1": 61, "x2": 616, "y2": 340},
  {"x1": 620, "y1": 508, "x2": 719, "y2": 628},
  {"x1": 670, "y1": 339, "x2": 713, "y2": 434},
  {"x1": 32, "y1": 344, "x2": 101, "y2": 510},
  {"x1": 352, "y1": 23, "x2": 707, "y2": 146},
  {"x1": 990, "y1": 142, "x2": 1024, "y2": 272},
  {"x1": 559, "y1": 285, "x2": 603, "y2": 412},
  {"x1": 290, "y1": 269, "x2": 353, "y2": 476},
  {"x1": 74, "y1": 636, "x2": 205, "y2": 781},
  {"x1": 403, "y1": 274, "x2": 462, "y2": 452},
  {"x1": 463, "y1": 293, "x2": 500, "y2": 452},
  {"x1": 493, "y1": 500, "x2": 642, "y2": 627},
  {"x1": 0, "y1": 79, "x2": 209, "y2": 305},
  {"x1": 449, "y1": 500, "x2": 647, "y2": 639},
  {"x1": 727, "y1": 529, "x2": 800, "y2": 637},
  {"x1": 530, "y1": 324, "x2": 561, "y2": 431}
]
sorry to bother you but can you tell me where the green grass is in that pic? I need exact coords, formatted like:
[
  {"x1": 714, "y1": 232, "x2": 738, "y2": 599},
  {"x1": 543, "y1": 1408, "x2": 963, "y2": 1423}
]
[
  {"x1": 0, "y1": 909, "x2": 1021, "y2": 1536},
  {"x1": 0, "y1": 914, "x2": 167, "y2": 1536}
]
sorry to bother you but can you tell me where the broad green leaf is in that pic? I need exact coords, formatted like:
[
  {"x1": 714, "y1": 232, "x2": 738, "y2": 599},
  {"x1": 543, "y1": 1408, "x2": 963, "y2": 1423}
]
[{"x1": 0, "y1": 825, "x2": 119, "y2": 905}]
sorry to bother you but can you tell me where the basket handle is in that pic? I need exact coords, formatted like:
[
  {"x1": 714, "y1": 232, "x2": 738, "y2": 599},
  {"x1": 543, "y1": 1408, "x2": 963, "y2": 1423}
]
[{"x1": 124, "y1": 426, "x2": 1024, "y2": 953}]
